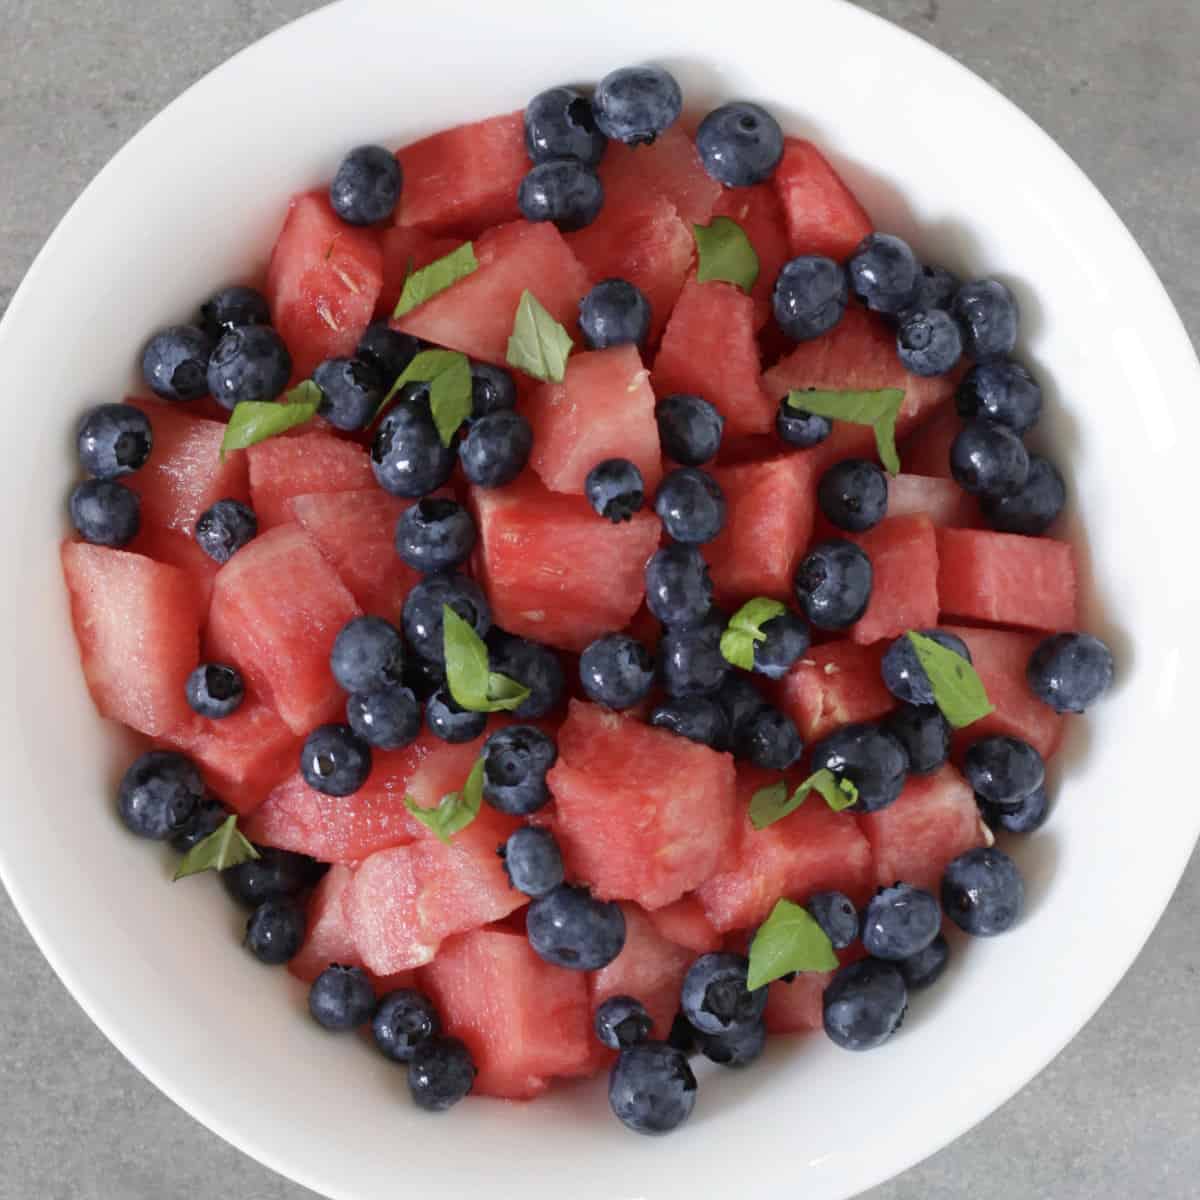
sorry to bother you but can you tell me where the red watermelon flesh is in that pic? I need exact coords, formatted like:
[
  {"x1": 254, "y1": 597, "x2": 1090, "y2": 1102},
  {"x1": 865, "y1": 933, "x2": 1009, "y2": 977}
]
[
  {"x1": 938, "y1": 528, "x2": 1077, "y2": 633},
  {"x1": 207, "y1": 523, "x2": 361, "y2": 734},
  {"x1": 548, "y1": 701, "x2": 738, "y2": 910},
  {"x1": 393, "y1": 111, "x2": 526, "y2": 238},
  {"x1": 645, "y1": 895, "x2": 723, "y2": 955},
  {"x1": 421, "y1": 927, "x2": 592, "y2": 1099},
  {"x1": 289, "y1": 864, "x2": 362, "y2": 984},
  {"x1": 775, "y1": 640, "x2": 893, "y2": 743},
  {"x1": 377, "y1": 225, "x2": 464, "y2": 317},
  {"x1": 653, "y1": 277, "x2": 776, "y2": 438},
  {"x1": 61, "y1": 543, "x2": 200, "y2": 738},
  {"x1": 889, "y1": 473, "x2": 980, "y2": 528},
  {"x1": 129, "y1": 526, "x2": 220, "y2": 614},
  {"x1": 246, "y1": 432, "x2": 374, "y2": 530},
  {"x1": 848, "y1": 514, "x2": 939, "y2": 645},
  {"x1": 394, "y1": 220, "x2": 590, "y2": 366},
  {"x1": 471, "y1": 476, "x2": 660, "y2": 653},
  {"x1": 265, "y1": 191, "x2": 383, "y2": 380},
  {"x1": 764, "y1": 971, "x2": 834, "y2": 1035},
  {"x1": 603, "y1": 124, "x2": 721, "y2": 227},
  {"x1": 525, "y1": 346, "x2": 662, "y2": 496},
  {"x1": 898, "y1": 402, "x2": 958, "y2": 478},
  {"x1": 772, "y1": 138, "x2": 873, "y2": 261},
  {"x1": 712, "y1": 184, "x2": 791, "y2": 330}
]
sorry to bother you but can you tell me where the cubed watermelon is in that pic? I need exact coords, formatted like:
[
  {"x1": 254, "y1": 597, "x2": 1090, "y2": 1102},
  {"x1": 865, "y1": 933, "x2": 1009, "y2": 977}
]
[
  {"x1": 245, "y1": 432, "x2": 374, "y2": 531},
  {"x1": 525, "y1": 346, "x2": 662, "y2": 495},
  {"x1": 764, "y1": 971, "x2": 834, "y2": 1035},
  {"x1": 712, "y1": 184, "x2": 791, "y2": 330},
  {"x1": 772, "y1": 138, "x2": 873, "y2": 261},
  {"x1": 888, "y1": 473, "x2": 980, "y2": 528},
  {"x1": 548, "y1": 701, "x2": 738, "y2": 910},
  {"x1": 206, "y1": 523, "x2": 361, "y2": 734},
  {"x1": 394, "y1": 220, "x2": 590, "y2": 366},
  {"x1": 288, "y1": 864, "x2": 362, "y2": 984},
  {"x1": 849, "y1": 514, "x2": 939, "y2": 645},
  {"x1": 265, "y1": 191, "x2": 383, "y2": 380},
  {"x1": 775, "y1": 640, "x2": 893, "y2": 743},
  {"x1": 129, "y1": 526, "x2": 221, "y2": 613},
  {"x1": 898, "y1": 402, "x2": 958, "y2": 478},
  {"x1": 644, "y1": 895, "x2": 723, "y2": 954},
  {"x1": 377, "y1": 225, "x2": 464, "y2": 317},
  {"x1": 471, "y1": 476, "x2": 660, "y2": 652},
  {"x1": 602, "y1": 125, "x2": 721, "y2": 227},
  {"x1": 937, "y1": 529, "x2": 1077, "y2": 632}
]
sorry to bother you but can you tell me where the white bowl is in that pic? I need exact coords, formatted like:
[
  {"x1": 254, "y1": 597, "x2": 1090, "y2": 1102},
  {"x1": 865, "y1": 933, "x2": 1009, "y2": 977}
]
[{"x1": 2, "y1": 1, "x2": 1196, "y2": 1197}]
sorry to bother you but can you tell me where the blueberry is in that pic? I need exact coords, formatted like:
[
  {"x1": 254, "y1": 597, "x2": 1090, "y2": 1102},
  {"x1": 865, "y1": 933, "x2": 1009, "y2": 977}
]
[
  {"x1": 347, "y1": 687, "x2": 421, "y2": 750},
  {"x1": 330, "y1": 615, "x2": 405, "y2": 694},
  {"x1": 402, "y1": 572, "x2": 491, "y2": 663},
  {"x1": 468, "y1": 362, "x2": 517, "y2": 421},
  {"x1": 200, "y1": 285, "x2": 271, "y2": 341},
  {"x1": 907, "y1": 264, "x2": 960, "y2": 313},
  {"x1": 309, "y1": 965, "x2": 376, "y2": 1031},
  {"x1": 645, "y1": 544, "x2": 714, "y2": 628},
  {"x1": 1027, "y1": 632, "x2": 1114, "y2": 713},
  {"x1": 823, "y1": 958, "x2": 908, "y2": 1051},
  {"x1": 951, "y1": 278, "x2": 1019, "y2": 360},
  {"x1": 963, "y1": 735, "x2": 1044, "y2": 807},
  {"x1": 595, "y1": 996, "x2": 653, "y2": 1051},
  {"x1": 525, "y1": 86, "x2": 607, "y2": 166},
  {"x1": 656, "y1": 393, "x2": 724, "y2": 466},
  {"x1": 169, "y1": 795, "x2": 228, "y2": 852},
  {"x1": 660, "y1": 622, "x2": 728, "y2": 698},
  {"x1": 488, "y1": 632, "x2": 565, "y2": 719},
  {"x1": 978, "y1": 781, "x2": 1049, "y2": 834},
  {"x1": 299, "y1": 724, "x2": 372, "y2": 797},
  {"x1": 980, "y1": 454, "x2": 1066, "y2": 535},
  {"x1": 694, "y1": 99, "x2": 782, "y2": 186},
  {"x1": 681, "y1": 953, "x2": 766, "y2": 1036},
  {"x1": 244, "y1": 898, "x2": 306, "y2": 966},
  {"x1": 733, "y1": 705, "x2": 804, "y2": 770},
  {"x1": 117, "y1": 750, "x2": 203, "y2": 840},
  {"x1": 950, "y1": 420, "x2": 1030, "y2": 498},
  {"x1": 580, "y1": 634, "x2": 655, "y2": 710},
  {"x1": 373, "y1": 989, "x2": 441, "y2": 1063},
  {"x1": 717, "y1": 674, "x2": 769, "y2": 740},
  {"x1": 185, "y1": 663, "x2": 245, "y2": 719},
  {"x1": 329, "y1": 144, "x2": 402, "y2": 225},
  {"x1": 403, "y1": 654, "x2": 446, "y2": 702},
  {"x1": 695, "y1": 1019, "x2": 767, "y2": 1068},
  {"x1": 608, "y1": 1041, "x2": 697, "y2": 1135},
  {"x1": 772, "y1": 256, "x2": 849, "y2": 342},
  {"x1": 408, "y1": 1036, "x2": 476, "y2": 1111},
  {"x1": 898, "y1": 933, "x2": 950, "y2": 991},
  {"x1": 650, "y1": 696, "x2": 730, "y2": 750},
  {"x1": 356, "y1": 321, "x2": 419, "y2": 384},
  {"x1": 394, "y1": 497, "x2": 476, "y2": 574},
  {"x1": 654, "y1": 467, "x2": 726, "y2": 544},
  {"x1": 222, "y1": 847, "x2": 325, "y2": 908},
  {"x1": 776, "y1": 398, "x2": 833, "y2": 447},
  {"x1": 941, "y1": 847, "x2": 1024, "y2": 936},
  {"x1": 896, "y1": 308, "x2": 963, "y2": 377},
  {"x1": 793, "y1": 539, "x2": 873, "y2": 629},
  {"x1": 810, "y1": 722, "x2": 908, "y2": 812},
  {"x1": 425, "y1": 687, "x2": 487, "y2": 744},
  {"x1": 847, "y1": 234, "x2": 920, "y2": 316},
  {"x1": 141, "y1": 324, "x2": 213, "y2": 402},
  {"x1": 501, "y1": 826, "x2": 565, "y2": 898},
  {"x1": 880, "y1": 629, "x2": 972, "y2": 706},
  {"x1": 955, "y1": 359, "x2": 1042, "y2": 433},
  {"x1": 862, "y1": 883, "x2": 941, "y2": 961},
  {"x1": 459, "y1": 410, "x2": 533, "y2": 488},
  {"x1": 818, "y1": 459, "x2": 889, "y2": 533},
  {"x1": 807, "y1": 891, "x2": 860, "y2": 951},
  {"x1": 592, "y1": 65, "x2": 682, "y2": 146},
  {"x1": 752, "y1": 611, "x2": 811, "y2": 680},
  {"x1": 206, "y1": 326, "x2": 292, "y2": 410},
  {"x1": 371, "y1": 399, "x2": 457, "y2": 497},
  {"x1": 518, "y1": 159, "x2": 604, "y2": 231},
  {"x1": 882, "y1": 704, "x2": 951, "y2": 775},
  {"x1": 527, "y1": 884, "x2": 627, "y2": 970},
  {"x1": 194, "y1": 498, "x2": 257, "y2": 563},
  {"x1": 482, "y1": 725, "x2": 557, "y2": 815},
  {"x1": 76, "y1": 403, "x2": 153, "y2": 479},
  {"x1": 312, "y1": 356, "x2": 383, "y2": 431},
  {"x1": 586, "y1": 458, "x2": 645, "y2": 522},
  {"x1": 579, "y1": 278, "x2": 651, "y2": 349},
  {"x1": 69, "y1": 479, "x2": 140, "y2": 547}
]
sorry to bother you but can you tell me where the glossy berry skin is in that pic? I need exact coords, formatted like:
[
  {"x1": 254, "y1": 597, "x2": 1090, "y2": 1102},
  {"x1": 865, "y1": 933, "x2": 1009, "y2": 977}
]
[
  {"x1": 752, "y1": 611, "x2": 811, "y2": 681},
  {"x1": 898, "y1": 933, "x2": 950, "y2": 991},
  {"x1": 735, "y1": 704, "x2": 804, "y2": 770},
  {"x1": 696, "y1": 101, "x2": 784, "y2": 187},
  {"x1": 469, "y1": 363, "x2": 517, "y2": 421},
  {"x1": 951, "y1": 278, "x2": 1019, "y2": 360},
  {"x1": 776, "y1": 399, "x2": 833, "y2": 448},
  {"x1": 695, "y1": 1019, "x2": 767, "y2": 1069},
  {"x1": 141, "y1": 324, "x2": 213, "y2": 402},
  {"x1": 979, "y1": 782, "x2": 1050, "y2": 834},
  {"x1": 459, "y1": 410, "x2": 533, "y2": 488},
  {"x1": 942, "y1": 847, "x2": 1024, "y2": 936},
  {"x1": 580, "y1": 633, "x2": 655, "y2": 710},
  {"x1": 907, "y1": 264, "x2": 960, "y2": 313},
  {"x1": 76, "y1": 403, "x2": 153, "y2": 479},
  {"x1": 69, "y1": 479, "x2": 140, "y2": 547},
  {"x1": 896, "y1": 308, "x2": 963, "y2": 377},
  {"x1": 527, "y1": 884, "x2": 627, "y2": 970},
  {"x1": 312, "y1": 356, "x2": 383, "y2": 431},
  {"x1": 660, "y1": 622, "x2": 728, "y2": 699},
  {"x1": 244, "y1": 898, "x2": 306, "y2": 966},
  {"x1": 818, "y1": 459, "x2": 889, "y2": 533},
  {"x1": 408, "y1": 1036, "x2": 477, "y2": 1111},
  {"x1": 185, "y1": 663, "x2": 245, "y2": 719},
  {"x1": 330, "y1": 616, "x2": 405, "y2": 694},
  {"x1": 593, "y1": 65, "x2": 682, "y2": 146},
  {"x1": 373, "y1": 989, "x2": 441, "y2": 1063},
  {"x1": 309, "y1": 965, "x2": 376, "y2": 1031},
  {"x1": 402, "y1": 572, "x2": 491, "y2": 663},
  {"x1": 823, "y1": 958, "x2": 908, "y2": 1051},
  {"x1": 881, "y1": 629, "x2": 972, "y2": 707},
  {"x1": 810, "y1": 722, "x2": 909, "y2": 813},
  {"x1": 950, "y1": 420, "x2": 1030, "y2": 498},
  {"x1": 964, "y1": 735, "x2": 1044, "y2": 807},
  {"x1": 608, "y1": 1041, "x2": 697, "y2": 1135},
  {"x1": 299, "y1": 724, "x2": 373, "y2": 797},
  {"x1": 862, "y1": 884, "x2": 942, "y2": 961},
  {"x1": 793, "y1": 539, "x2": 873, "y2": 630},
  {"x1": 502, "y1": 826, "x2": 565, "y2": 898},
  {"x1": 481, "y1": 725, "x2": 558, "y2": 816},
  {"x1": 882, "y1": 704, "x2": 951, "y2": 775},
  {"x1": 773, "y1": 256, "x2": 848, "y2": 342},
  {"x1": 371, "y1": 400, "x2": 457, "y2": 497},
  {"x1": 525, "y1": 86, "x2": 607, "y2": 166},
  {"x1": 650, "y1": 696, "x2": 730, "y2": 751},
  {"x1": 518, "y1": 159, "x2": 604, "y2": 231},
  {"x1": 656, "y1": 393, "x2": 724, "y2": 466},
  {"x1": 645, "y1": 544, "x2": 713, "y2": 629},
  {"x1": 222, "y1": 847, "x2": 324, "y2": 908},
  {"x1": 580, "y1": 278, "x2": 651, "y2": 349},
  {"x1": 206, "y1": 325, "x2": 292, "y2": 409},
  {"x1": 488, "y1": 632, "x2": 565, "y2": 720},
  {"x1": 847, "y1": 233, "x2": 920, "y2": 316},
  {"x1": 394, "y1": 497, "x2": 476, "y2": 574},
  {"x1": 585, "y1": 458, "x2": 645, "y2": 523},
  {"x1": 955, "y1": 359, "x2": 1042, "y2": 433},
  {"x1": 1027, "y1": 632, "x2": 1114, "y2": 713},
  {"x1": 169, "y1": 795, "x2": 227, "y2": 853},
  {"x1": 347, "y1": 687, "x2": 421, "y2": 750},
  {"x1": 807, "y1": 891, "x2": 860, "y2": 951},
  {"x1": 357, "y1": 321, "x2": 419, "y2": 384},
  {"x1": 654, "y1": 468, "x2": 726, "y2": 544},
  {"x1": 329, "y1": 144, "x2": 403, "y2": 225},
  {"x1": 200, "y1": 285, "x2": 271, "y2": 341},
  {"x1": 595, "y1": 996, "x2": 653, "y2": 1051},
  {"x1": 194, "y1": 499, "x2": 257, "y2": 564},
  {"x1": 681, "y1": 953, "x2": 766, "y2": 1036},
  {"x1": 117, "y1": 750, "x2": 203, "y2": 840},
  {"x1": 425, "y1": 687, "x2": 487, "y2": 744},
  {"x1": 980, "y1": 455, "x2": 1066, "y2": 536},
  {"x1": 717, "y1": 674, "x2": 769, "y2": 742}
]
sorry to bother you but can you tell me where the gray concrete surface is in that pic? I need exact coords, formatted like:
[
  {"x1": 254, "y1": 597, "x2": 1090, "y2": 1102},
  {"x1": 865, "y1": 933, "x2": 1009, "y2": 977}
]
[{"x1": 2, "y1": 1, "x2": 1197, "y2": 1196}]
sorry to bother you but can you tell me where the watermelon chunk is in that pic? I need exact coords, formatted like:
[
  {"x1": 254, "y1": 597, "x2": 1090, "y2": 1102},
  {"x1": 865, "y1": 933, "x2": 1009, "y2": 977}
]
[
  {"x1": 394, "y1": 220, "x2": 590, "y2": 367},
  {"x1": 764, "y1": 971, "x2": 834, "y2": 1035},
  {"x1": 772, "y1": 138, "x2": 873, "y2": 261},
  {"x1": 525, "y1": 346, "x2": 662, "y2": 495},
  {"x1": 602, "y1": 125, "x2": 721, "y2": 227},
  {"x1": 937, "y1": 529, "x2": 1077, "y2": 632},
  {"x1": 130, "y1": 526, "x2": 220, "y2": 613},
  {"x1": 265, "y1": 191, "x2": 383, "y2": 380},
  {"x1": 888, "y1": 473, "x2": 980, "y2": 529},
  {"x1": 207, "y1": 523, "x2": 361, "y2": 734},
  {"x1": 548, "y1": 701, "x2": 738, "y2": 909},
  {"x1": 394, "y1": 112, "x2": 526, "y2": 238},
  {"x1": 644, "y1": 895, "x2": 723, "y2": 955},
  {"x1": 245, "y1": 432, "x2": 374, "y2": 530},
  {"x1": 898, "y1": 402, "x2": 958, "y2": 478},
  {"x1": 289, "y1": 864, "x2": 362, "y2": 984},
  {"x1": 377, "y1": 225, "x2": 464, "y2": 317},
  {"x1": 849, "y1": 514, "x2": 939, "y2": 645},
  {"x1": 775, "y1": 640, "x2": 893, "y2": 743},
  {"x1": 712, "y1": 184, "x2": 791, "y2": 330},
  {"x1": 61, "y1": 543, "x2": 200, "y2": 738},
  {"x1": 471, "y1": 476, "x2": 660, "y2": 652}
]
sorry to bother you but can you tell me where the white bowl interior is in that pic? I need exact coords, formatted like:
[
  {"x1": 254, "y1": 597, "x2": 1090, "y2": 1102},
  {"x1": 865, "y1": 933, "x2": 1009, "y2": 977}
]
[{"x1": 2, "y1": 2, "x2": 1198, "y2": 1198}]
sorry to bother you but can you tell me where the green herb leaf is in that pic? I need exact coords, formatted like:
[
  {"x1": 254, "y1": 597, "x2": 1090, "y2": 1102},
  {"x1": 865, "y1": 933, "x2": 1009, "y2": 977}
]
[
  {"x1": 785, "y1": 387, "x2": 906, "y2": 475},
  {"x1": 506, "y1": 290, "x2": 573, "y2": 383},
  {"x1": 393, "y1": 242, "x2": 479, "y2": 318},
  {"x1": 747, "y1": 898, "x2": 840, "y2": 990},
  {"x1": 749, "y1": 779, "x2": 788, "y2": 820},
  {"x1": 719, "y1": 597, "x2": 787, "y2": 670},
  {"x1": 219, "y1": 381, "x2": 321, "y2": 459},
  {"x1": 907, "y1": 631, "x2": 995, "y2": 728},
  {"x1": 485, "y1": 672, "x2": 533, "y2": 711},
  {"x1": 442, "y1": 605, "x2": 531, "y2": 713},
  {"x1": 375, "y1": 348, "x2": 473, "y2": 445},
  {"x1": 693, "y1": 216, "x2": 760, "y2": 293},
  {"x1": 404, "y1": 757, "x2": 485, "y2": 844},
  {"x1": 750, "y1": 768, "x2": 858, "y2": 830},
  {"x1": 173, "y1": 815, "x2": 260, "y2": 881}
]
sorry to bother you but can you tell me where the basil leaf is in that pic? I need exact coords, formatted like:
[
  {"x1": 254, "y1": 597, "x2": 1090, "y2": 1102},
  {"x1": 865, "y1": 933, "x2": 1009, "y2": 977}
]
[
  {"x1": 749, "y1": 779, "x2": 788, "y2": 821},
  {"x1": 485, "y1": 671, "x2": 533, "y2": 712},
  {"x1": 376, "y1": 349, "x2": 472, "y2": 445},
  {"x1": 750, "y1": 768, "x2": 858, "y2": 830},
  {"x1": 719, "y1": 629, "x2": 756, "y2": 671},
  {"x1": 693, "y1": 216, "x2": 760, "y2": 293},
  {"x1": 822, "y1": 774, "x2": 859, "y2": 812},
  {"x1": 747, "y1": 898, "x2": 839, "y2": 990},
  {"x1": 786, "y1": 387, "x2": 905, "y2": 475},
  {"x1": 506, "y1": 289, "x2": 573, "y2": 383},
  {"x1": 907, "y1": 630, "x2": 995, "y2": 728},
  {"x1": 219, "y1": 380, "x2": 321, "y2": 459},
  {"x1": 720, "y1": 597, "x2": 787, "y2": 669},
  {"x1": 393, "y1": 242, "x2": 478, "y2": 318},
  {"x1": 404, "y1": 757, "x2": 485, "y2": 844},
  {"x1": 173, "y1": 815, "x2": 260, "y2": 881},
  {"x1": 442, "y1": 605, "x2": 532, "y2": 713}
]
